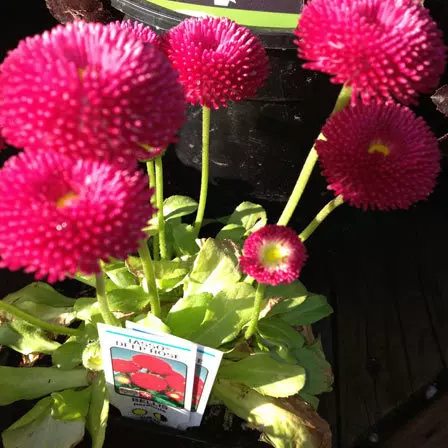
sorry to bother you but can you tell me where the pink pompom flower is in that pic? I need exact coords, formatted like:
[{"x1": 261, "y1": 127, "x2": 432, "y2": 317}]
[
  {"x1": 316, "y1": 102, "x2": 440, "y2": 210},
  {"x1": 162, "y1": 16, "x2": 269, "y2": 109},
  {"x1": 0, "y1": 127, "x2": 6, "y2": 151},
  {"x1": 0, "y1": 152, "x2": 154, "y2": 282},
  {"x1": 295, "y1": 0, "x2": 446, "y2": 105},
  {"x1": 0, "y1": 21, "x2": 185, "y2": 165},
  {"x1": 239, "y1": 225, "x2": 307, "y2": 286},
  {"x1": 110, "y1": 20, "x2": 160, "y2": 46}
]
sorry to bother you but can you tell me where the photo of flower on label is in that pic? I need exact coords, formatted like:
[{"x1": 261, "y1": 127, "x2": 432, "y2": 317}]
[{"x1": 111, "y1": 348, "x2": 188, "y2": 408}]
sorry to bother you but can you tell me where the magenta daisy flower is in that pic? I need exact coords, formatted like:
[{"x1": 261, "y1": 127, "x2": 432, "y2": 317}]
[
  {"x1": 0, "y1": 152, "x2": 154, "y2": 282},
  {"x1": 239, "y1": 225, "x2": 307, "y2": 286},
  {"x1": 109, "y1": 20, "x2": 160, "y2": 46},
  {"x1": 0, "y1": 127, "x2": 6, "y2": 151},
  {"x1": 162, "y1": 16, "x2": 269, "y2": 109},
  {"x1": 0, "y1": 21, "x2": 185, "y2": 165},
  {"x1": 316, "y1": 102, "x2": 440, "y2": 210},
  {"x1": 295, "y1": 0, "x2": 446, "y2": 105}
]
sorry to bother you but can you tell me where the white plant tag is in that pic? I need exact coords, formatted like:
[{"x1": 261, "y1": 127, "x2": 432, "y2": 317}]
[
  {"x1": 98, "y1": 323, "x2": 197, "y2": 429},
  {"x1": 125, "y1": 321, "x2": 223, "y2": 428}
]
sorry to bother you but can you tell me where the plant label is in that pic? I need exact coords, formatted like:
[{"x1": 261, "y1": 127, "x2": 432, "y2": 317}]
[
  {"x1": 98, "y1": 323, "x2": 197, "y2": 429},
  {"x1": 125, "y1": 321, "x2": 223, "y2": 428}
]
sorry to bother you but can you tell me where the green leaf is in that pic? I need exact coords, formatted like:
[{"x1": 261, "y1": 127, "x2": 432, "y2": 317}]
[
  {"x1": 213, "y1": 380, "x2": 332, "y2": 448},
  {"x1": 154, "y1": 258, "x2": 193, "y2": 291},
  {"x1": 107, "y1": 286, "x2": 150, "y2": 313},
  {"x1": 82, "y1": 341, "x2": 103, "y2": 371},
  {"x1": 52, "y1": 341, "x2": 84, "y2": 369},
  {"x1": 164, "y1": 195, "x2": 198, "y2": 221},
  {"x1": 172, "y1": 223, "x2": 199, "y2": 256},
  {"x1": 276, "y1": 295, "x2": 333, "y2": 326},
  {"x1": 216, "y1": 224, "x2": 246, "y2": 243},
  {"x1": 134, "y1": 312, "x2": 172, "y2": 334},
  {"x1": 166, "y1": 293, "x2": 213, "y2": 339},
  {"x1": 218, "y1": 353, "x2": 306, "y2": 397},
  {"x1": 227, "y1": 202, "x2": 267, "y2": 235},
  {"x1": 191, "y1": 283, "x2": 256, "y2": 348},
  {"x1": 103, "y1": 261, "x2": 138, "y2": 289},
  {"x1": 266, "y1": 281, "x2": 308, "y2": 309},
  {"x1": 0, "y1": 320, "x2": 60, "y2": 355},
  {"x1": 293, "y1": 340, "x2": 333, "y2": 396},
  {"x1": 51, "y1": 387, "x2": 91, "y2": 421},
  {"x1": 87, "y1": 373, "x2": 109, "y2": 448},
  {"x1": 2, "y1": 396, "x2": 85, "y2": 448},
  {"x1": 258, "y1": 318, "x2": 306, "y2": 350},
  {"x1": 0, "y1": 282, "x2": 76, "y2": 326},
  {"x1": 73, "y1": 273, "x2": 116, "y2": 292},
  {"x1": 74, "y1": 298, "x2": 102, "y2": 322},
  {"x1": 0, "y1": 367, "x2": 89, "y2": 405},
  {"x1": 184, "y1": 238, "x2": 241, "y2": 297},
  {"x1": 299, "y1": 391, "x2": 320, "y2": 410}
]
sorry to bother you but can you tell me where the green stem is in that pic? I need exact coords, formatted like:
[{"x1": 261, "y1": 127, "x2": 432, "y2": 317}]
[
  {"x1": 193, "y1": 106, "x2": 211, "y2": 237},
  {"x1": 146, "y1": 160, "x2": 156, "y2": 190},
  {"x1": 0, "y1": 300, "x2": 82, "y2": 337},
  {"x1": 299, "y1": 195, "x2": 344, "y2": 242},
  {"x1": 155, "y1": 156, "x2": 167, "y2": 260},
  {"x1": 138, "y1": 240, "x2": 161, "y2": 318},
  {"x1": 244, "y1": 283, "x2": 266, "y2": 339},
  {"x1": 277, "y1": 148, "x2": 319, "y2": 226},
  {"x1": 95, "y1": 270, "x2": 121, "y2": 327},
  {"x1": 146, "y1": 160, "x2": 160, "y2": 261},
  {"x1": 277, "y1": 86, "x2": 352, "y2": 227}
]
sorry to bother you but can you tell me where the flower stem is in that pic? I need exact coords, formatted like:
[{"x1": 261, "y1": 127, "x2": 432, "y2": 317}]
[
  {"x1": 299, "y1": 195, "x2": 344, "y2": 242},
  {"x1": 277, "y1": 86, "x2": 352, "y2": 227},
  {"x1": 146, "y1": 160, "x2": 159, "y2": 261},
  {"x1": 0, "y1": 300, "x2": 82, "y2": 337},
  {"x1": 244, "y1": 283, "x2": 266, "y2": 339},
  {"x1": 95, "y1": 269, "x2": 121, "y2": 327},
  {"x1": 147, "y1": 160, "x2": 156, "y2": 189},
  {"x1": 155, "y1": 156, "x2": 167, "y2": 260},
  {"x1": 138, "y1": 240, "x2": 161, "y2": 318},
  {"x1": 193, "y1": 106, "x2": 211, "y2": 237}
]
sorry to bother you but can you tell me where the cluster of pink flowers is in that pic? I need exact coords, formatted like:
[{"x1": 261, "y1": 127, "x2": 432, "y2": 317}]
[
  {"x1": 0, "y1": 0, "x2": 445, "y2": 288},
  {"x1": 0, "y1": 18, "x2": 268, "y2": 282},
  {"x1": 239, "y1": 0, "x2": 444, "y2": 286}
]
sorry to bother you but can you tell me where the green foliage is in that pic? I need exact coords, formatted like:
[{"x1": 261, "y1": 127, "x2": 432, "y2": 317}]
[
  {"x1": 227, "y1": 202, "x2": 267, "y2": 234},
  {"x1": 166, "y1": 293, "x2": 213, "y2": 339},
  {"x1": 0, "y1": 282, "x2": 75, "y2": 325},
  {"x1": 1, "y1": 397, "x2": 86, "y2": 448},
  {"x1": 163, "y1": 195, "x2": 198, "y2": 221},
  {"x1": 0, "y1": 367, "x2": 89, "y2": 405},
  {"x1": 213, "y1": 380, "x2": 331, "y2": 448},
  {"x1": 134, "y1": 312, "x2": 171, "y2": 334},
  {"x1": 184, "y1": 238, "x2": 241, "y2": 297},
  {"x1": 154, "y1": 258, "x2": 193, "y2": 291},
  {"x1": 218, "y1": 353, "x2": 306, "y2": 398},
  {"x1": 87, "y1": 373, "x2": 109, "y2": 448},
  {"x1": 293, "y1": 340, "x2": 333, "y2": 396},
  {"x1": 266, "y1": 281, "x2": 333, "y2": 325},
  {"x1": 172, "y1": 223, "x2": 199, "y2": 256},
  {"x1": 52, "y1": 341, "x2": 84, "y2": 369},
  {"x1": 274, "y1": 294, "x2": 333, "y2": 326},
  {"x1": 190, "y1": 283, "x2": 256, "y2": 348},
  {"x1": 102, "y1": 260, "x2": 138, "y2": 289},
  {"x1": 217, "y1": 202, "x2": 267, "y2": 244},
  {"x1": 0, "y1": 320, "x2": 60, "y2": 355},
  {"x1": 106, "y1": 286, "x2": 150, "y2": 313},
  {"x1": 258, "y1": 318, "x2": 306, "y2": 350},
  {"x1": 82, "y1": 341, "x2": 103, "y2": 371},
  {"x1": 51, "y1": 387, "x2": 91, "y2": 421}
]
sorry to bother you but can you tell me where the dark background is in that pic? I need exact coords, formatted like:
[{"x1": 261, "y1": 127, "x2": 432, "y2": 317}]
[{"x1": 0, "y1": 1, "x2": 448, "y2": 447}]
